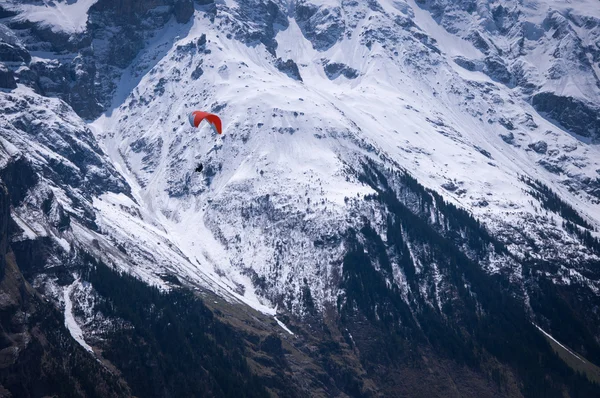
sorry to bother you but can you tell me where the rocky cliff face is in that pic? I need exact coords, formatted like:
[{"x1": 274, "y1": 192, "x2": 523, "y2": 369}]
[{"x1": 1, "y1": 0, "x2": 195, "y2": 119}]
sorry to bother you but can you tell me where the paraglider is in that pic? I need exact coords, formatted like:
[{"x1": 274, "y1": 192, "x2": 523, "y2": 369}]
[
  {"x1": 188, "y1": 110, "x2": 222, "y2": 173},
  {"x1": 188, "y1": 110, "x2": 222, "y2": 135}
]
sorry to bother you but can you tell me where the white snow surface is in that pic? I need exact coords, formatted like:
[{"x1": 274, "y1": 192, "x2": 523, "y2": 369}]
[{"x1": 274, "y1": 316, "x2": 295, "y2": 336}]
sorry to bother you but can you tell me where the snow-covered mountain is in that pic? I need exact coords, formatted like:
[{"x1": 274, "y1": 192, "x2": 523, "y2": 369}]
[
  {"x1": 1, "y1": 0, "x2": 600, "y2": 396},
  {"x1": 96, "y1": 0, "x2": 600, "y2": 313}
]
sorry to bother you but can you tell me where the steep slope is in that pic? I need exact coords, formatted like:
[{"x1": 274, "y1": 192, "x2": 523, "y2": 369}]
[
  {"x1": 1, "y1": 0, "x2": 600, "y2": 396},
  {"x1": 0, "y1": 181, "x2": 129, "y2": 397}
]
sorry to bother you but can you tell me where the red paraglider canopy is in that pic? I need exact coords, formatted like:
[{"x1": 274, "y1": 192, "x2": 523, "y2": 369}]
[{"x1": 188, "y1": 110, "x2": 222, "y2": 134}]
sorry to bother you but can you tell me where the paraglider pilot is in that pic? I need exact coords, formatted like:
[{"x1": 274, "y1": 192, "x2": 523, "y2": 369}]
[{"x1": 188, "y1": 110, "x2": 222, "y2": 174}]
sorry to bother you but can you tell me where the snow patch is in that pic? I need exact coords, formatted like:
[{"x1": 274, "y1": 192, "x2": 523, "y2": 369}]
[
  {"x1": 274, "y1": 316, "x2": 294, "y2": 336},
  {"x1": 64, "y1": 279, "x2": 94, "y2": 353},
  {"x1": 534, "y1": 323, "x2": 586, "y2": 363}
]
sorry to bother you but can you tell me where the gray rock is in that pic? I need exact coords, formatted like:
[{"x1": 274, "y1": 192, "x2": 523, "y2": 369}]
[
  {"x1": 453, "y1": 56, "x2": 477, "y2": 72},
  {"x1": 197, "y1": 34, "x2": 207, "y2": 50},
  {"x1": 483, "y1": 56, "x2": 511, "y2": 84},
  {"x1": 0, "y1": 64, "x2": 16, "y2": 89},
  {"x1": 323, "y1": 62, "x2": 359, "y2": 80},
  {"x1": 498, "y1": 118, "x2": 515, "y2": 130},
  {"x1": 442, "y1": 181, "x2": 458, "y2": 191},
  {"x1": 295, "y1": 1, "x2": 345, "y2": 51},
  {"x1": 538, "y1": 159, "x2": 563, "y2": 174},
  {"x1": 466, "y1": 30, "x2": 490, "y2": 54},
  {"x1": 532, "y1": 92, "x2": 600, "y2": 139},
  {"x1": 474, "y1": 146, "x2": 492, "y2": 159},
  {"x1": 499, "y1": 132, "x2": 516, "y2": 145},
  {"x1": 528, "y1": 141, "x2": 548, "y2": 154},
  {"x1": 0, "y1": 157, "x2": 39, "y2": 207},
  {"x1": 0, "y1": 5, "x2": 17, "y2": 19},
  {"x1": 191, "y1": 63, "x2": 204, "y2": 80},
  {"x1": 275, "y1": 58, "x2": 302, "y2": 81},
  {"x1": 0, "y1": 42, "x2": 31, "y2": 64}
]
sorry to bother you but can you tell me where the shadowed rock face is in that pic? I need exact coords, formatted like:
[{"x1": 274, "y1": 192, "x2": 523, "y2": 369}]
[
  {"x1": 483, "y1": 57, "x2": 511, "y2": 85},
  {"x1": 532, "y1": 92, "x2": 600, "y2": 140},
  {"x1": 295, "y1": 1, "x2": 345, "y2": 51},
  {"x1": 0, "y1": 184, "x2": 8, "y2": 278},
  {"x1": 226, "y1": 0, "x2": 289, "y2": 56},
  {"x1": 0, "y1": 42, "x2": 30, "y2": 64},
  {"x1": 528, "y1": 140, "x2": 548, "y2": 154},
  {"x1": 0, "y1": 157, "x2": 38, "y2": 208},
  {"x1": 275, "y1": 58, "x2": 303, "y2": 81},
  {"x1": 173, "y1": 0, "x2": 194, "y2": 23},
  {"x1": 323, "y1": 62, "x2": 359, "y2": 80},
  {"x1": 0, "y1": 64, "x2": 16, "y2": 89}
]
